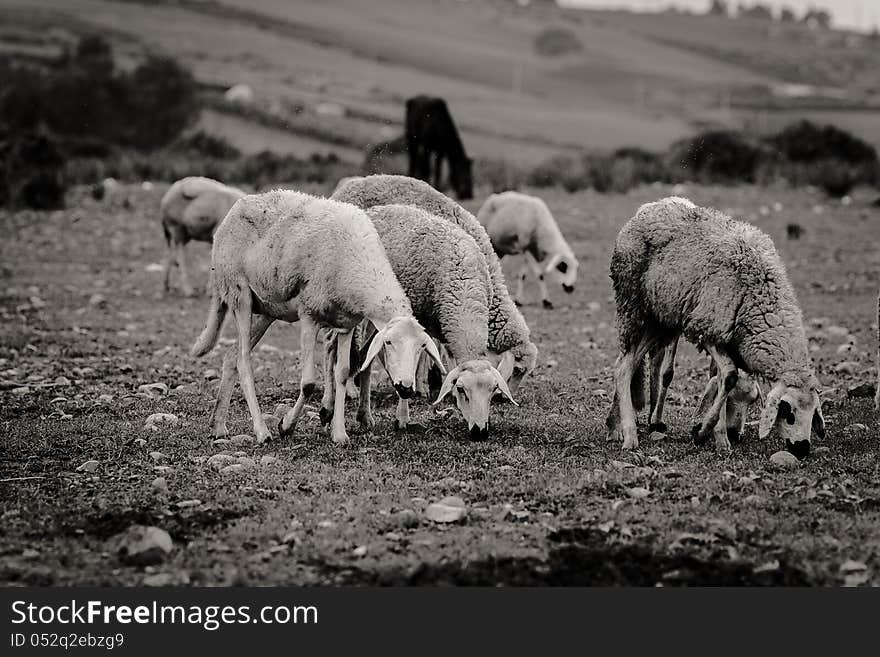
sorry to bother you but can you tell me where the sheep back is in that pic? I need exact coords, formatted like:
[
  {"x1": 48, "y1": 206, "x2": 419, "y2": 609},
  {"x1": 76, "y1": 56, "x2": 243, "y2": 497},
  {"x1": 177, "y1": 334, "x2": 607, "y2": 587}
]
[{"x1": 366, "y1": 204, "x2": 490, "y2": 360}]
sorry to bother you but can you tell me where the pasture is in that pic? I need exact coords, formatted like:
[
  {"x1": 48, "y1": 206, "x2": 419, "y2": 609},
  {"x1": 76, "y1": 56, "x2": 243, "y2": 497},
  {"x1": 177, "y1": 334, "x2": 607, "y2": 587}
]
[{"x1": 1, "y1": 182, "x2": 878, "y2": 586}]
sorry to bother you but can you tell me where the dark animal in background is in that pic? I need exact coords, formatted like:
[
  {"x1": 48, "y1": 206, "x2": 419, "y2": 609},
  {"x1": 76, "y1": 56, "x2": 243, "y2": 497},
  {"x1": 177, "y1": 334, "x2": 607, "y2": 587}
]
[
  {"x1": 405, "y1": 95, "x2": 474, "y2": 200},
  {"x1": 786, "y1": 223, "x2": 803, "y2": 239}
]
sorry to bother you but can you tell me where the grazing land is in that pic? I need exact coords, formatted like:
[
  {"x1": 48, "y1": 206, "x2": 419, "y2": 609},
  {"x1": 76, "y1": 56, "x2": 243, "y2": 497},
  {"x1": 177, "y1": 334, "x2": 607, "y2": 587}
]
[{"x1": 1, "y1": 182, "x2": 878, "y2": 586}]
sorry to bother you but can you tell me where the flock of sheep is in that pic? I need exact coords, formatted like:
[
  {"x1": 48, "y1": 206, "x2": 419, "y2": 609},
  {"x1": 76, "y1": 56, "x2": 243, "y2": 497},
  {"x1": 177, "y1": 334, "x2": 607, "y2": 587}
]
[{"x1": 158, "y1": 174, "x2": 878, "y2": 461}]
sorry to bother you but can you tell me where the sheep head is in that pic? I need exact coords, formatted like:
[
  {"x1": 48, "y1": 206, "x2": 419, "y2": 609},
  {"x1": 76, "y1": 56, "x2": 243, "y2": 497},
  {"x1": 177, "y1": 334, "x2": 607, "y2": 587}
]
[
  {"x1": 434, "y1": 360, "x2": 516, "y2": 440},
  {"x1": 544, "y1": 253, "x2": 579, "y2": 294},
  {"x1": 360, "y1": 317, "x2": 445, "y2": 399},
  {"x1": 759, "y1": 376, "x2": 825, "y2": 459}
]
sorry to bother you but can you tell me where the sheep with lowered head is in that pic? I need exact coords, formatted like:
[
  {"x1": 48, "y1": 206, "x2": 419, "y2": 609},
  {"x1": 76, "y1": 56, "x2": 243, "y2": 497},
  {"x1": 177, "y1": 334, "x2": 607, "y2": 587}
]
[
  {"x1": 477, "y1": 191, "x2": 579, "y2": 309},
  {"x1": 606, "y1": 196, "x2": 825, "y2": 458},
  {"x1": 160, "y1": 176, "x2": 245, "y2": 297},
  {"x1": 331, "y1": 174, "x2": 537, "y2": 394},
  {"x1": 190, "y1": 190, "x2": 444, "y2": 445},
  {"x1": 326, "y1": 204, "x2": 517, "y2": 440}
]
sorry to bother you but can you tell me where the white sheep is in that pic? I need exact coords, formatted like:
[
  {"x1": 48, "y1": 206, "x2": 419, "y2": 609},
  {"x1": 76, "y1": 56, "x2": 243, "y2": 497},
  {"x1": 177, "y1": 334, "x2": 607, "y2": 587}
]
[
  {"x1": 327, "y1": 204, "x2": 517, "y2": 440},
  {"x1": 331, "y1": 174, "x2": 538, "y2": 394},
  {"x1": 189, "y1": 190, "x2": 444, "y2": 445},
  {"x1": 606, "y1": 196, "x2": 825, "y2": 458},
  {"x1": 477, "y1": 191, "x2": 579, "y2": 309},
  {"x1": 159, "y1": 176, "x2": 245, "y2": 297}
]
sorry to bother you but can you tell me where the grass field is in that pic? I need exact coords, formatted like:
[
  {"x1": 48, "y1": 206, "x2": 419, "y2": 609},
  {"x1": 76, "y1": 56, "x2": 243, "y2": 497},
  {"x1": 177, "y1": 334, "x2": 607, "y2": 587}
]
[{"x1": 1, "y1": 182, "x2": 878, "y2": 586}]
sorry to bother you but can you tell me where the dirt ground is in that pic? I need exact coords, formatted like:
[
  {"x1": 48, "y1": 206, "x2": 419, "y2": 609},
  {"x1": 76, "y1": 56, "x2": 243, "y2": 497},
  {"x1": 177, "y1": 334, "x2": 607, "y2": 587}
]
[{"x1": 1, "y1": 182, "x2": 878, "y2": 586}]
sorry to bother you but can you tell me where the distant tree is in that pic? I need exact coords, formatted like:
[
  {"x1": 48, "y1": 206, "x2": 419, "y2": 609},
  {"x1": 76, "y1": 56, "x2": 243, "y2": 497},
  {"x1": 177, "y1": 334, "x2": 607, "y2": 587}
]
[
  {"x1": 802, "y1": 8, "x2": 832, "y2": 30},
  {"x1": 778, "y1": 6, "x2": 796, "y2": 22},
  {"x1": 738, "y1": 3, "x2": 773, "y2": 20},
  {"x1": 707, "y1": 0, "x2": 729, "y2": 17}
]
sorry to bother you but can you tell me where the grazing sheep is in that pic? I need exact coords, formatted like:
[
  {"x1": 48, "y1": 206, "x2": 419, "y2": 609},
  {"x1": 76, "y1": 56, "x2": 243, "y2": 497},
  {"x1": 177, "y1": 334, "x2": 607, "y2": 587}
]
[
  {"x1": 189, "y1": 190, "x2": 444, "y2": 445},
  {"x1": 159, "y1": 176, "x2": 245, "y2": 297},
  {"x1": 331, "y1": 174, "x2": 537, "y2": 393},
  {"x1": 478, "y1": 191, "x2": 579, "y2": 309},
  {"x1": 331, "y1": 204, "x2": 516, "y2": 440},
  {"x1": 606, "y1": 196, "x2": 825, "y2": 458}
]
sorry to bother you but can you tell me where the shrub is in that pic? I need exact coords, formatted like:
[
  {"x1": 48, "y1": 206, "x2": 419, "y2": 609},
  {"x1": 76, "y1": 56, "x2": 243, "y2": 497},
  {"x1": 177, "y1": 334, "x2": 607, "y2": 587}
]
[
  {"x1": 765, "y1": 120, "x2": 877, "y2": 165},
  {"x1": 534, "y1": 27, "x2": 583, "y2": 57},
  {"x1": 666, "y1": 130, "x2": 761, "y2": 183},
  {"x1": 172, "y1": 131, "x2": 241, "y2": 160},
  {"x1": 0, "y1": 131, "x2": 67, "y2": 209}
]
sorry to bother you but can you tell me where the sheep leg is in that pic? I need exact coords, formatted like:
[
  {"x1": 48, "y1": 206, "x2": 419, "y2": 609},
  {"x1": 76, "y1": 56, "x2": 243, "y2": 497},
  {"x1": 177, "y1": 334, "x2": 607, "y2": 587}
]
[
  {"x1": 356, "y1": 357, "x2": 375, "y2": 430},
  {"x1": 298, "y1": 320, "x2": 320, "y2": 399},
  {"x1": 525, "y1": 251, "x2": 552, "y2": 309},
  {"x1": 319, "y1": 333, "x2": 336, "y2": 426},
  {"x1": 175, "y1": 241, "x2": 196, "y2": 298},
  {"x1": 211, "y1": 314, "x2": 273, "y2": 439},
  {"x1": 648, "y1": 338, "x2": 678, "y2": 433},
  {"x1": 162, "y1": 239, "x2": 177, "y2": 294},
  {"x1": 231, "y1": 293, "x2": 271, "y2": 443},
  {"x1": 610, "y1": 338, "x2": 653, "y2": 450},
  {"x1": 514, "y1": 255, "x2": 529, "y2": 306},
  {"x1": 330, "y1": 330, "x2": 354, "y2": 445},
  {"x1": 714, "y1": 395, "x2": 732, "y2": 455},
  {"x1": 280, "y1": 317, "x2": 321, "y2": 438},
  {"x1": 692, "y1": 347, "x2": 736, "y2": 446}
]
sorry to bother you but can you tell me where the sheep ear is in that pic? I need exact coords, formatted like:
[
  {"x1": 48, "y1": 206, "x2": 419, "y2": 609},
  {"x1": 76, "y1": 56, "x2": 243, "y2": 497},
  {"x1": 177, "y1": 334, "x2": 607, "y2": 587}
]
[
  {"x1": 422, "y1": 337, "x2": 447, "y2": 376},
  {"x1": 812, "y1": 403, "x2": 826, "y2": 439},
  {"x1": 433, "y1": 366, "x2": 461, "y2": 405},
  {"x1": 496, "y1": 350, "x2": 515, "y2": 382},
  {"x1": 759, "y1": 383, "x2": 785, "y2": 439},
  {"x1": 544, "y1": 253, "x2": 562, "y2": 274},
  {"x1": 359, "y1": 326, "x2": 387, "y2": 373},
  {"x1": 490, "y1": 366, "x2": 518, "y2": 406}
]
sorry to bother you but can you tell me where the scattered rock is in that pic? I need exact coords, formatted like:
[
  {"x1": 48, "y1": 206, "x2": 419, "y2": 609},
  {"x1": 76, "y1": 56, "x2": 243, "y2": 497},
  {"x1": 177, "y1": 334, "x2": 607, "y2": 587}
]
[
  {"x1": 115, "y1": 525, "x2": 173, "y2": 566},
  {"x1": 151, "y1": 477, "x2": 168, "y2": 493},
  {"x1": 230, "y1": 434, "x2": 256, "y2": 446},
  {"x1": 352, "y1": 545, "x2": 368, "y2": 557},
  {"x1": 207, "y1": 454, "x2": 236, "y2": 470},
  {"x1": 844, "y1": 423, "x2": 868, "y2": 432},
  {"x1": 260, "y1": 455, "x2": 278, "y2": 467},
  {"x1": 176, "y1": 500, "x2": 202, "y2": 509},
  {"x1": 769, "y1": 451, "x2": 799, "y2": 469},
  {"x1": 281, "y1": 531, "x2": 298, "y2": 545},
  {"x1": 826, "y1": 325, "x2": 849, "y2": 339},
  {"x1": 649, "y1": 430, "x2": 666, "y2": 442},
  {"x1": 424, "y1": 496, "x2": 467, "y2": 523},
  {"x1": 53, "y1": 376, "x2": 71, "y2": 386},
  {"x1": 833, "y1": 361, "x2": 859, "y2": 375},
  {"x1": 627, "y1": 487, "x2": 651, "y2": 499},
  {"x1": 88, "y1": 293, "x2": 107, "y2": 308},
  {"x1": 142, "y1": 573, "x2": 174, "y2": 587},
  {"x1": 139, "y1": 383, "x2": 170, "y2": 399},
  {"x1": 134, "y1": 439, "x2": 147, "y2": 447},
  {"x1": 220, "y1": 464, "x2": 244, "y2": 475},
  {"x1": 76, "y1": 460, "x2": 99, "y2": 473},
  {"x1": 144, "y1": 412, "x2": 177, "y2": 431},
  {"x1": 236, "y1": 457, "x2": 256, "y2": 470},
  {"x1": 149, "y1": 451, "x2": 167, "y2": 462},
  {"x1": 203, "y1": 369, "x2": 219, "y2": 380}
]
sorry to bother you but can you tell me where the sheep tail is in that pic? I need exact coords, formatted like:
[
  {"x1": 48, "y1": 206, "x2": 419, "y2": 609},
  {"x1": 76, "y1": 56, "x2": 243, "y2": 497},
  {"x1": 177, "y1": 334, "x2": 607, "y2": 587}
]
[{"x1": 190, "y1": 294, "x2": 228, "y2": 357}]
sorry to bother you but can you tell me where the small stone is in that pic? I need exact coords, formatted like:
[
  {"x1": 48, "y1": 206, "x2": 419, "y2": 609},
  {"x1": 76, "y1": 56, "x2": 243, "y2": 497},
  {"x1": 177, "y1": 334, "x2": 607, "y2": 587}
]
[
  {"x1": 176, "y1": 500, "x2": 202, "y2": 509},
  {"x1": 207, "y1": 454, "x2": 236, "y2": 470},
  {"x1": 424, "y1": 496, "x2": 467, "y2": 523},
  {"x1": 834, "y1": 361, "x2": 859, "y2": 375},
  {"x1": 743, "y1": 494, "x2": 764, "y2": 506},
  {"x1": 153, "y1": 466, "x2": 173, "y2": 474},
  {"x1": 203, "y1": 369, "x2": 219, "y2": 380},
  {"x1": 151, "y1": 477, "x2": 168, "y2": 493},
  {"x1": 826, "y1": 325, "x2": 849, "y2": 338},
  {"x1": 89, "y1": 293, "x2": 107, "y2": 308},
  {"x1": 391, "y1": 509, "x2": 420, "y2": 529},
  {"x1": 115, "y1": 525, "x2": 173, "y2": 566},
  {"x1": 627, "y1": 487, "x2": 651, "y2": 499},
  {"x1": 134, "y1": 438, "x2": 147, "y2": 447},
  {"x1": 260, "y1": 455, "x2": 278, "y2": 467},
  {"x1": 844, "y1": 423, "x2": 868, "y2": 432},
  {"x1": 236, "y1": 457, "x2": 256, "y2": 470},
  {"x1": 649, "y1": 430, "x2": 667, "y2": 442},
  {"x1": 11, "y1": 386, "x2": 30, "y2": 395},
  {"x1": 769, "y1": 451, "x2": 800, "y2": 469},
  {"x1": 142, "y1": 573, "x2": 174, "y2": 587},
  {"x1": 317, "y1": 520, "x2": 336, "y2": 529},
  {"x1": 144, "y1": 412, "x2": 177, "y2": 431},
  {"x1": 230, "y1": 434, "x2": 256, "y2": 446},
  {"x1": 220, "y1": 464, "x2": 244, "y2": 475},
  {"x1": 149, "y1": 451, "x2": 167, "y2": 462},
  {"x1": 76, "y1": 460, "x2": 99, "y2": 473},
  {"x1": 281, "y1": 531, "x2": 298, "y2": 545},
  {"x1": 53, "y1": 376, "x2": 71, "y2": 386},
  {"x1": 352, "y1": 545, "x2": 368, "y2": 557},
  {"x1": 22, "y1": 548, "x2": 40, "y2": 559},
  {"x1": 212, "y1": 439, "x2": 230, "y2": 447},
  {"x1": 839, "y1": 559, "x2": 867, "y2": 574}
]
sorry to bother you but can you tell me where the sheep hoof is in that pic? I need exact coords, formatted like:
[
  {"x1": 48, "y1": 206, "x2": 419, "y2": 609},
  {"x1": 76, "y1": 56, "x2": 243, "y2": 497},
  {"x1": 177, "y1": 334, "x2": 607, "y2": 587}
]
[
  {"x1": 256, "y1": 429, "x2": 272, "y2": 444},
  {"x1": 622, "y1": 436, "x2": 639, "y2": 450},
  {"x1": 319, "y1": 407, "x2": 333, "y2": 426},
  {"x1": 213, "y1": 425, "x2": 229, "y2": 440},
  {"x1": 356, "y1": 410, "x2": 375, "y2": 431},
  {"x1": 691, "y1": 423, "x2": 710, "y2": 446},
  {"x1": 279, "y1": 419, "x2": 295, "y2": 438},
  {"x1": 332, "y1": 431, "x2": 350, "y2": 446},
  {"x1": 715, "y1": 438, "x2": 732, "y2": 455},
  {"x1": 542, "y1": 299, "x2": 554, "y2": 309}
]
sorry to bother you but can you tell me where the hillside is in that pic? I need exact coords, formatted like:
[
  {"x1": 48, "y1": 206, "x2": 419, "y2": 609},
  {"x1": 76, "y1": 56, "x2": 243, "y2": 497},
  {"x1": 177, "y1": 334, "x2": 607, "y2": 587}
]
[{"x1": 3, "y1": 0, "x2": 880, "y2": 164}]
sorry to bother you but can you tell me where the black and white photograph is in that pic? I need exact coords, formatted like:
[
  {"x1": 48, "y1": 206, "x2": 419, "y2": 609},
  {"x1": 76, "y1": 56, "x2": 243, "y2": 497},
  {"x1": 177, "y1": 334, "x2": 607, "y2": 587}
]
[{"x1": 2, "y1": 0, "x2": 880, "y2": 600}]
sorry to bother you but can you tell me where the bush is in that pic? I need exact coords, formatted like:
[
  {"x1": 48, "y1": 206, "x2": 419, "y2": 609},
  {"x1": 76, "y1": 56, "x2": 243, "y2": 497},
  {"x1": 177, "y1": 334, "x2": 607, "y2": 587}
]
[
  {"x1": 534, "y1": 27, "x2": 583, "y2": 57},
  {"x1": 666, "y1": 130, "x2": 762, "y2": 183},
  {"x1": 0, "y1": 131, "x2": 67, "y2": 209},
  {"x1": 766, "y1": 120, "x2": 877, "y2": 165},
  {"x1": 172, "y1": 131, "x2": 241, "y2": 160}
]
